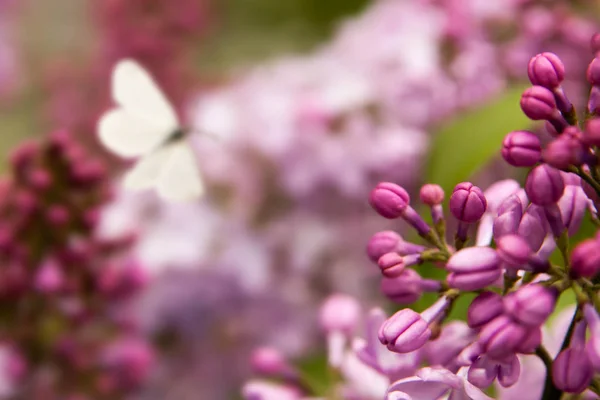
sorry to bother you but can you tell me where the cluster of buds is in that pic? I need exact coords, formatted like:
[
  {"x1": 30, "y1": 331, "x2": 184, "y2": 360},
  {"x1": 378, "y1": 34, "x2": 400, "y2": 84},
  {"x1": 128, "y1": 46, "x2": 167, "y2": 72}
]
[
  {"x1": 0, "y1": 130, "x2": 152, "y2": 398},
  {"x1": 243, "y1": 35, "x2": 600, "y2": 400}
]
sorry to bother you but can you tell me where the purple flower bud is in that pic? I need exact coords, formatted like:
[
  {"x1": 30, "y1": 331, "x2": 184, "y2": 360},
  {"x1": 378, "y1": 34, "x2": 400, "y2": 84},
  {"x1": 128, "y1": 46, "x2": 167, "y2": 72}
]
[
  {"x1": 503, "y1": 284, "x2": 556, "y2": 327},
  {"x1": 517, "y1": 205, "x2": 548, "y2": 252},
  {"x1": 419, "y1": 184, "x2": 444, "y2": 206},
  {"x1": 587, "y1": 57, "x2": 600, "y2": 85},
  {"x1": 446, "y1": 247, "x2": 502, "y2": 291},
  {"x1": 250, "y1": 347, "x2": 292, "y2": 377},
  {"x1": 570, "y1": 238, "x2": 600, "y2": 278},
  {"x1": 468, "y1": 291, "x2": 504, "y2": 329},
  {"x1": 496, "y1": 234, "x2": 532, "y2": 270},
  {"x1": 381, "y1": 269, "x2": 427, "y2": 304},
  {"x1": 450, "y1": 182, "x2": 487, "y2": 223},
  {"x1": 552, "y1": 347, "x2": 594, "y2": 393},
  {"x1": 528, "y1": 53, "x2": 565, "y2": 88},
  {"x1": 27, "y1": 169, "x2": 52, "y2": 191},
  {"x1": 517, "y1": 328, "x2": 542, "y2": 354},
  {"x1": 543, "y1": 136, "x2": 582, "y2": 170},
  {"x1": 367, "y1": 231, "x2": 401, "y2": 263},
  {"x1": 520, "y1": 86, "x2": 558, "y2": 120},
  {"x1": 525, "y1": 164, "x2": 565, "y2": 206},
  {"x1": 377, "y1": 253, "x2": 419, "y2": 278},
  {"x1": 583, "y1": 117, "x2": 600, "y2": 147},
  {"x1": 592, "y1": 33, "x2": 600, "y2": 54},
  {"x1": 9, "y1": 140, "x2": 38, "y2": 173},
  {"x1": 501, "y1": 131, "x2": 542, "y2": 167},
  {"x1": 493, "y1": 195, "x2": 525, "y2": 239},
  {"x1": 558, "y1": 184, "x2": 589, "y2": 236},
  {"x1": 35, "y1": 258, "x2": 64, "y2": 294},
  {"x1": 319, "y1": 294, "x2": 361, "y2": 334},
  {"x1": 370, "y1": 182, "x2": 410, "y2": 219},
  {"x1": 584, "y1": 304, "x2": 600, "y2": 370},
  {"x1": 478, "y1": 316, "x2": 530, "y2": 359},
  {"x1": 46, "y1": 205, "x2": 70, "y2": 227},
  {"x1": 379, "y1": 309, "x2": 430, "y2": 353}
]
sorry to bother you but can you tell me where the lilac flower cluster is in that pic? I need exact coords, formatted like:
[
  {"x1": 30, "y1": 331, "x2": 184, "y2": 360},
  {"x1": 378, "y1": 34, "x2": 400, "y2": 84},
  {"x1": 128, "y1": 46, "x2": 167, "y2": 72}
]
[
  {"x1": 0, "y1": 131, "x2": 152, "y2": 398},
  {"x1": 242, "y1": 39, "x2": 600, "y2": 399}
]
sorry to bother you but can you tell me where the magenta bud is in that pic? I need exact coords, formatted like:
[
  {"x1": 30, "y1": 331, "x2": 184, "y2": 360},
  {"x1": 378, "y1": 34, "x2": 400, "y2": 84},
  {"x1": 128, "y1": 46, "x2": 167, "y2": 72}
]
[
  {"x1": 27, "y1": 169, "x2": 52, "y2": 191},
  {"x1": 558, "y1": 184, "x2": 589, "y2": 236},
  {"x1": 35, "y1": 258, "x2": 64, "y2": 294},
  {"x1": 501, "y1": 131, "x2": 542, "y2": 167},
  {"x1": 377, "y1": 253, "x2": 412, "y2": 278},
  {"x1": 478, "y1": 316, "x2": 529, "y2": 358},
  {"x1": 250, "y1": 347, "x2": 291, "y2": 377},
  {"x1": 583, "y1": 118, "x2": 600, "y2": 147},
  {"x1": 46, "y1": 205, "x2": 70, "y2": 226},
  {"x1": 552, "y1": 348, "x2": 594, "y2": 393},
  {"x1": 528, "y1": 52, "x2": 565, "y2": 88},
  {"x1": 378, "y1": 309, "x2": 430, "y2": 353},
  {"x1": 503, "y1": 284, "x2": 556, "y2": 327},
  {"x1": 496, "y1": 234, "x2": 532, "y2": 269},
  {"x1": 446, "y1": 247, "x2": 501, "y2": 291},
  {"x1": 319, "y1": 294, "x2": 361, "y2": 334},
  {"x1": 517, "y1": 328, "x2": 542, "y2": 354},
  {"x1": 587, "y1": 57, "x2": 600, "y2": 85},
  {"x1": 367, "y1": 231, "x2": 401, "y2": 262},
  {"x1": 467, "y1": 291, "x2": 504, "y2": 329},
  {"x1": 419, "y1": 184, "x2": 444, "y2": 206},
  {"x1": 570, "y1": 238, "x2": 600, "y2": 278},
  {"x1": 380, "y1": 269, "x2": 431, "y2": 304},
  {"x1": 9, "y1": 140, "x2": 39, "y2": 172},
  {"x1": 450, "y1": 182, "x2": 487, "y2": 223},
  {"x1": 520, "y1": 86, "x2": 558, "y2": 120},
  {"x1": 542, "y1": 136, "x2": 582, "y2": 170},
  {"x1": 369, "y1": 182, "x2": 410, "y2": 219},
  {"x1": 592, "y1": 33, "x2": 600, "y2": 54},
  {"x1": 583, "y1": 304, "x2": 600, "y2": 370},
  {"x1": 525, "y1": 164, "x2": 565, "y2": 206}
]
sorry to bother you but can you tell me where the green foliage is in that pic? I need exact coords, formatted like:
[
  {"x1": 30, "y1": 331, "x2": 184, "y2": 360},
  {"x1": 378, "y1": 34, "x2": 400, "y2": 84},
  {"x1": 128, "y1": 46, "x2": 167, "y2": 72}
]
[
  {"x1": 197, "y1": 0, "x2": 371, "y2": 73},
  {"x1": 425, "y1": 85, "x2": 531, "y2": 193}
]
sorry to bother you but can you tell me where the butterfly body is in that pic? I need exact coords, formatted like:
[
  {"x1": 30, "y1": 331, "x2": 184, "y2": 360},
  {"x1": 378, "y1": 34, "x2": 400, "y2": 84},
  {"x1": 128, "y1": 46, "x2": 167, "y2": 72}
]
[{"x1": 97, "y1": 60, "x2": 204, "y2": 202}]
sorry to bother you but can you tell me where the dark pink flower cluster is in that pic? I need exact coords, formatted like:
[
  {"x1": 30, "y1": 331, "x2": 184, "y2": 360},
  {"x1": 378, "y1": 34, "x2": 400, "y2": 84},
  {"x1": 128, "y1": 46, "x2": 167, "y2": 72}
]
[{"x1": 0, "y1": 130, "x2": 152, "y2": 398}]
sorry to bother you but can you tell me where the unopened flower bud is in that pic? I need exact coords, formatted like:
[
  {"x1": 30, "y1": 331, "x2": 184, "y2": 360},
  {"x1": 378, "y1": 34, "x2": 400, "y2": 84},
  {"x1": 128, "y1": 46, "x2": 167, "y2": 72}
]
[
  {"x1": 501, "y1": 131, "x2": 542, "y2": 167},
  {"x1": 447, "y1": 247, "x2": 501, "y2": 291},
  {"x1": 381, "y1": 269, "x2": 433, "y2": 304},
  {"x1": 583, "y1": 118, "x2": 600, "y2": 147},
  {"x1": 520, "y1": 86, "x2": 558, "y2": 120},
  {"x1": 420, "y1": 184, "x2": 444, "y2": 206},
  {"x1": 319, "y1": 294, "x2": 361, "y2": 334},
  {"x1": 503, "y1": 284, "x2": 556, "y2": 327},
  {"x1": 468, "y1": 291, "x2": 504, "y2": 329},
  {"x1": 525, "y1": 164, "x2": 565, "y2": 206},
  {"x1": 377, "y1": 253, "x2": 419, "y2": 278},
  {"x1": 367, "y1": 231, "x2": 401, "y2": 262},
  {"x1": 570, "y1": 238, "x2": 600, "y2": 278},
  {"x1": 552, "y1": 348, "x2": 593, "y2": 393},
  {"x1": 496, "y1": 234, "x2": 532, "y2": 270},
  {"x1": 369, "y1": 183, "x2": 410, "y2": 219},
  {"x1": 478, "y1": 316, "x2": 529, "y2": 359},
  {"x1": 450, "y1": 182, "x2": 487, "y2": 223},
  {"x1": 528, "y1": 53, "x2": 565, "y2": 88},
  {"x1": 587, "y1": 57, "x2": 600, "y2": 85},
  {"x1": 250, "y1": 347, "x2": 292, "y2": 377}
]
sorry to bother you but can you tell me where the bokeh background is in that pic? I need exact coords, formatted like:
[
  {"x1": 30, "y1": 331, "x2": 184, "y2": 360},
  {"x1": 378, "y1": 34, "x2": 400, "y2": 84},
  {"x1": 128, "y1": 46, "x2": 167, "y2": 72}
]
[{"x1": 0, "y1": 0, "x2": 598, "y2": 399}]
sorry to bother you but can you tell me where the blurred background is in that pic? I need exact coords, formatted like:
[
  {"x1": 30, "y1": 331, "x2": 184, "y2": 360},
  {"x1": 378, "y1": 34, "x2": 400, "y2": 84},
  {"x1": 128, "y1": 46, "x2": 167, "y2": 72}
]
[{"x1": 0, "y1": 0, "x2": 597, "y2": 399}]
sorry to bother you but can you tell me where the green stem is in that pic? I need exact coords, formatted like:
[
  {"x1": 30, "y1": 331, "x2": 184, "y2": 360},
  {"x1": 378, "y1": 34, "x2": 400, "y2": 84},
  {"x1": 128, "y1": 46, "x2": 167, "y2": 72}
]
[{"x1": 571, "y1": 166, "x2": 600, "y2": 198}]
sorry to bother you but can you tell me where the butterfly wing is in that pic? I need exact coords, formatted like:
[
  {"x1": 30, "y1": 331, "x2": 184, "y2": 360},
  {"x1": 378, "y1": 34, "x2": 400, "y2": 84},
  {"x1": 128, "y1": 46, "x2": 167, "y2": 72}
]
[
  {"x1": 112, "y1": 59, "x2": 179, "y2": 131},
  {"x1": 98, "y1": 109, "x2": 176, "y2": 158},
  {"x1": 156, "y1": 141, "x2": 204, "y2": 202},
  {"x1": 122, "y1": 145, "x2": 173, "y2": 190},
  {"x1": 97, "y1": 59, "x2": 179, "y2": 158}
]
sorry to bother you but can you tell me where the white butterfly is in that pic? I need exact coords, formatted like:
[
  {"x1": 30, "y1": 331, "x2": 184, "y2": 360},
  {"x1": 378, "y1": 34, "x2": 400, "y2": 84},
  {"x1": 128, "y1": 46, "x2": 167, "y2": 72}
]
[{"x1": 97, "y1": 59, "x2": 204, "y2": 202}]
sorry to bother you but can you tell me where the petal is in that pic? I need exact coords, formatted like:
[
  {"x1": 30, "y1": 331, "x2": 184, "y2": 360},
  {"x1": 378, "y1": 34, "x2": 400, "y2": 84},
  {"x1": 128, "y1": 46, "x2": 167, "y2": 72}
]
[{"x1": 387, "y1": 375, "x2": 449, "y2": 400}]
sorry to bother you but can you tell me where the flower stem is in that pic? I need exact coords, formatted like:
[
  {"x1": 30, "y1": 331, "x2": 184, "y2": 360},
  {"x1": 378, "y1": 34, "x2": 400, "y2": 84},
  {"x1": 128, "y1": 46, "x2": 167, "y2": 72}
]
[{"x1": 537, "y1": 346, "x2": 561, "y2": 400}]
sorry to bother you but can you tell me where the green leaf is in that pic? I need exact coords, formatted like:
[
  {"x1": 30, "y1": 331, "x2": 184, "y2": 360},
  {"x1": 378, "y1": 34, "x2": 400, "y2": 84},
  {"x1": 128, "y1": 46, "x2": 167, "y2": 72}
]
[{"x1": 425, "y1": 85, "x2": 531, "y2": 193}]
